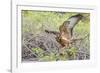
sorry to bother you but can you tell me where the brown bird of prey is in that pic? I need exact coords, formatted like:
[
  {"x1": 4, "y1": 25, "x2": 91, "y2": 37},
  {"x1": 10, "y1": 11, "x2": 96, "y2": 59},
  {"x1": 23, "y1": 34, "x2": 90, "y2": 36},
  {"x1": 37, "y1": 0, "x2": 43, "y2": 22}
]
[
  {"x1": 45, "y1": 14, "x2": 83, "y2": 49},
  {"x1": 56, "y1": 14, "x2": 83, "y2": 49}
]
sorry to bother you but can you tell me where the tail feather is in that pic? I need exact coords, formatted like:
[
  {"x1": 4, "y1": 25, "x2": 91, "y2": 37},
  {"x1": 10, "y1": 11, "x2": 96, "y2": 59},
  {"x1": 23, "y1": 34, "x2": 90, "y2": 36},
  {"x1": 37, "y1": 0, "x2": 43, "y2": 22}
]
[{"x1": 45, "y1": 30, "x2": 60, "y2": 36}]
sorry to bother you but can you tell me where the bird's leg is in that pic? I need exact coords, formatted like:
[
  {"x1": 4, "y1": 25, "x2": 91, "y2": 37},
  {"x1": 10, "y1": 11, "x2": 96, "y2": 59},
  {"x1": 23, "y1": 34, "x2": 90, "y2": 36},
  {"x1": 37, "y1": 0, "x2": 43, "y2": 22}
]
[
  {"x1": 59, "y1": 42, "x2": 71, "y2": 56},
  {"x1": 59, "y1": 47, "x2": 65, "y2": 56}
]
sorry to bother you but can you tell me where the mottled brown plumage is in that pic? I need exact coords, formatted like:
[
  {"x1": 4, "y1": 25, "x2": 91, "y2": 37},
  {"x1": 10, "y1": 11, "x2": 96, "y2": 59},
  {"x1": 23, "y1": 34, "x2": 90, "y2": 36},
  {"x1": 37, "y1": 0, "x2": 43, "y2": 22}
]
[
  {"x1": 57, "y1": 14, "x2": 83, "y2": 49},
  {"x1": 56, "y1": 21, "x2": 72, "y2": 48},
  {"x1": 45, "y1": 14, "x2": 83, "y2": 49}
]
